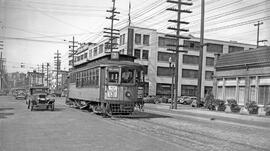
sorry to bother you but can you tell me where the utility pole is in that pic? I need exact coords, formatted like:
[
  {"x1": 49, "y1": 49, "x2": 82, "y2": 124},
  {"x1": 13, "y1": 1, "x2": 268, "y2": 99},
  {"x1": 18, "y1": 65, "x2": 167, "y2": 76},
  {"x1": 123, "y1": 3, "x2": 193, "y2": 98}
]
[
  {"x1": 104, "y1": 0, "x2": 120, "y2": 53},
  {"x1": 0, "y1": 41, "x2": 3, "y2": 90},
  {"x1": 37, "y1": 64, "x2": 40, "y2": 85},
  {"x1": 128, "y1": 1, "x2": 131, "y2": 26},
  {"x1": 254, "y1": 21, "x2": 266, "y2": 48},
  {"x1": 0, "y1": 51, "x2": 3, "y2": 90},
  {"x1": 41, "y1": 63, "x2": 44, "y2": 85},
  {"x1": 197, "y1": 0, "x2": 205, "y2": 107},
  {"x1": 54, "y1": 50, "x2": 61, "y2": 91},
  {"x1": 69, "y1": 36, "x2": 78, "y2": 68},
  {"x1": 46, "y1": 63, "x2": 50, "y2": 87},
  {"x1": 0, "y1": 40, "x2": 3, "y2": 51},
  {"x1": 166, "y1": 0, "x2": 192, "y2": 109}
]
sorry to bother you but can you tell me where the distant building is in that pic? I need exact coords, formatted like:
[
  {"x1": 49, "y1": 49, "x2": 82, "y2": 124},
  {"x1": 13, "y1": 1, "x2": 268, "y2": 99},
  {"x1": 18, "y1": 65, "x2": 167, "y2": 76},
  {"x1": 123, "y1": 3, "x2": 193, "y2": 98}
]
[
  {"x1": 27, "y1": 70, "x2": 44, "y2": 87},
  {"x1": 213, "y1": 46, "x2": 270, "y2": 107},
  {"x1": 7, "y1": 72, "x2": 27, "y2": 88},
  {"x1": 72, "y1": 26, "x2": 256, "y2": 98}
]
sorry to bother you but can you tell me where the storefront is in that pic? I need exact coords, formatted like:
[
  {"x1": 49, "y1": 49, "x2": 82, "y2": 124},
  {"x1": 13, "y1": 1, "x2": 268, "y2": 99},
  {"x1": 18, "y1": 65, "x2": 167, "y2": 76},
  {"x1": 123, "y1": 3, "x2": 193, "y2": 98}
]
[{"x1": 214, "y1": 47, "x2": 270, "y2": 107}]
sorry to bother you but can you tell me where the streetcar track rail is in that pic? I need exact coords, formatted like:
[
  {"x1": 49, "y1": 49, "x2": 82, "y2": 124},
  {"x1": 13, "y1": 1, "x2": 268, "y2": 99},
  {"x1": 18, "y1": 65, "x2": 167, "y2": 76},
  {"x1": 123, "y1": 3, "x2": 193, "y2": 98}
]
[{"x1": 63, "y1": 101, "x2": 269, "y2": 151}]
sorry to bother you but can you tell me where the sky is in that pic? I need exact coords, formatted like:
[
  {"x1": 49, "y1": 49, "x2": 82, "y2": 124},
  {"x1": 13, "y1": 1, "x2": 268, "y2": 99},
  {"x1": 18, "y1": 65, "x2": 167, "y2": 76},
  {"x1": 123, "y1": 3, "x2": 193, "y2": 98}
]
[{"x1": 0, "y1": 0, "x2": 269, "y2": 73}]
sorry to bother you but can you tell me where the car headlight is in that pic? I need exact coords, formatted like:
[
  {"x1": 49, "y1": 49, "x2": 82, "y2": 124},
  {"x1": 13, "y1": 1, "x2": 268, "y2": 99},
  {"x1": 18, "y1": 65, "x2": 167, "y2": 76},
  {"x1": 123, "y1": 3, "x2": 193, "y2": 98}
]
[{"x1": 125, "y1": 91, "x2": 131, "y2": 97}]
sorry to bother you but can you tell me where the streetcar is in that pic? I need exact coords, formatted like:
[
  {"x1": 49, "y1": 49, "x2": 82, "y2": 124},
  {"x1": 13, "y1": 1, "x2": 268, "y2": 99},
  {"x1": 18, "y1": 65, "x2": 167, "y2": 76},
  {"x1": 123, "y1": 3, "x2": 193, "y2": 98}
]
[{"x1": 66, "y1": 53, "x2": 145, "y2": 116}]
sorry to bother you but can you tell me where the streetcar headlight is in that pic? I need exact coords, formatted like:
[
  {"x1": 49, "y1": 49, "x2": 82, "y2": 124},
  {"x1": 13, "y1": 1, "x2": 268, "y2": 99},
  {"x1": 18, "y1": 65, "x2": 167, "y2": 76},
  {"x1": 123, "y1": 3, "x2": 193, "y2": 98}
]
[{"x1": 125, "y1": 91, "x2": 131, "y2": 97}]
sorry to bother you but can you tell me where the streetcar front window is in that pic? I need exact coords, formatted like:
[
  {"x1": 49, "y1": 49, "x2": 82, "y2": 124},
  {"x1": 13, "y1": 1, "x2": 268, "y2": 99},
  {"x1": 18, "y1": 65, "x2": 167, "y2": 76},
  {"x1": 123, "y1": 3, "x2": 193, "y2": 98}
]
[
  {"x1": 108, "y1": 71, "x2": 119, "y2": 83},
  {"x1": 121, "y1": 68, "x2": 134, "y2": 84}
]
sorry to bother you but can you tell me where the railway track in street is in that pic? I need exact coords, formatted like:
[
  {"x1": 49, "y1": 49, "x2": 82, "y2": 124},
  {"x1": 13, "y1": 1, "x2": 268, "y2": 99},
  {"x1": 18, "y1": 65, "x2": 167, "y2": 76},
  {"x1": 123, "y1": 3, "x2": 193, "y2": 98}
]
[
  {"x1": 107, "y1": 108, "x2": 270, "y2": 151},
  {"x1": 61, "y1": 99, "x2": 270, "y2": 151}
]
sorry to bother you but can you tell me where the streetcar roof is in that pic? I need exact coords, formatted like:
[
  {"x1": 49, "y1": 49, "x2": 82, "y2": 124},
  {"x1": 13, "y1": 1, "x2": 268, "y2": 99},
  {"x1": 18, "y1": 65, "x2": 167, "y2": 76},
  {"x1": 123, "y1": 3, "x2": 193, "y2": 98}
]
[{"x1": 73, "y1": 54, "x2": 144, "y2": 71}]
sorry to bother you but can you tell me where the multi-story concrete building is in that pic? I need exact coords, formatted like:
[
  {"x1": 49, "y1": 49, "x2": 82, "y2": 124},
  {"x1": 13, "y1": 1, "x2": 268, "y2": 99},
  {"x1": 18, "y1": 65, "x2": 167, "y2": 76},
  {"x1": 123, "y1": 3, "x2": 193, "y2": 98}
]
[{"x1": 73, "y1": 26, "x2": 256, "y2": 98}]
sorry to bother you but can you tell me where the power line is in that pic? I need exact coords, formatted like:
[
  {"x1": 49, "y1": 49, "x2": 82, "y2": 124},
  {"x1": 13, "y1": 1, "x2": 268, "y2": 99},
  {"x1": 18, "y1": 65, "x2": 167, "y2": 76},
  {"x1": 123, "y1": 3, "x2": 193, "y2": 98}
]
[
  {"x1": 17, "y1": 0, "x2": 91, "y2": 32},
  {"x1": 0, "y1": 36, "x2": 67, "y2": 44}
]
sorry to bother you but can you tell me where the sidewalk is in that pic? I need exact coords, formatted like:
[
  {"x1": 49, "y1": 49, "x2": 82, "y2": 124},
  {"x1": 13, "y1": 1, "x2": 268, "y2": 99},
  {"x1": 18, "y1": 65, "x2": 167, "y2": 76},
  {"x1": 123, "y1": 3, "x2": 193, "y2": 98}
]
[
  {"x1": 56, "y1": 97, "x2": 270, "y2": 127},
  {"x1": 144, "y1": 103, "x2": 270, "y2": 124}
]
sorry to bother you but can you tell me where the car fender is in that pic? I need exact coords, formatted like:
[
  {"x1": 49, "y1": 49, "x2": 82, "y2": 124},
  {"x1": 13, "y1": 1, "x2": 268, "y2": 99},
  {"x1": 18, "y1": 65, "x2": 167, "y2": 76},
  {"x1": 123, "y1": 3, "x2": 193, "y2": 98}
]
[{"x1": 48, "y1": 99, "x2": 55, "y2": 104}]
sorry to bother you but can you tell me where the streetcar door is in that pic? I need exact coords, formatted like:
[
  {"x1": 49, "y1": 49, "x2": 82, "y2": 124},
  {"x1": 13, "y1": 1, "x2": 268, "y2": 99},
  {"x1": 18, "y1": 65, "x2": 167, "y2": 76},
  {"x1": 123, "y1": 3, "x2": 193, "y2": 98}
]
[{"x1": 99, "y1": 67, "x2": 106, "y2": 101}]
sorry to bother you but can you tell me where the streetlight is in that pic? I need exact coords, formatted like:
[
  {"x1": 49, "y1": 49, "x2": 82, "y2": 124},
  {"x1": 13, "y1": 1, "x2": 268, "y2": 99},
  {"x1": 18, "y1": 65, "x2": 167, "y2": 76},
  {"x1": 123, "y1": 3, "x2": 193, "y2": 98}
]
[{"x1": 169, "y1": 57, "x2": 175, "y2": 109}]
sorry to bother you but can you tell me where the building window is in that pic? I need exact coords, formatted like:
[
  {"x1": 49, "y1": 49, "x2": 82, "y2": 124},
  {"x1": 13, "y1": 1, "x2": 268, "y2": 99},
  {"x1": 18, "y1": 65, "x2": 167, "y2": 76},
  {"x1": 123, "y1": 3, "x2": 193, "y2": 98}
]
[
  {"x1": 158, "y1": 37, "x2": 177, "y2": 48},
  {"x1": 157, "y1": 52, "x2": 175, "y2": 62},
  {"x1": 157, "y1": 67, "x2": 171, "y2": 76},
  {"x1": 89, "y1": 50, "x2": 92, "y2": 58},
  {"x1": 183, "y1": 55, "x2": 199, "y2": 65},
  {"x1": 84, "y1": 53, "x2": 87, "y2": 59},
  {"x1": 156, "y1": 83, "x2": 171, "y2": 96},
  {"x1": 120, "y1": 35, "x2": 123, "y2": 45},
  {"x1": 249, "y1": 86, "x2": 256, "y2": 102},
  {"x1": 206, "y1": 43, "x2": 223, "y2": 53},
  {"x1": 217, "y1": 86, "x2": 223, "y2": 100},
  {"x1": 94, "y1": 47, "x2": 98, "y2": 56},
  {"x1": 228, "y1": 46, "x2": 244, "y2": 53},
  {"x1": 142, "y1": 50, "x2": 149, "y2": 60},
  {"x1": 134, "y1": 49, "x2": 141, "y2": 59},
  {"x1": 183, "y1": 40, "x2": 200, "y2": 51},
  {"x1": 181, "y1": 85, "x2": 197, "y2": 96},
  {"x1": 99, "y1": 44, "x2": 103, "y2": 54},
  {"x1": 143, "y1": 35, "x2": 150, "y2": 45},
  {"x1": 204, "y1": 86, "x2": 213, "y2": 95},
  {"x1": 258, "y1": 86, "x2": 270, "y2": 105},
  {"x1": 122, "y1": 34, "x2": 125, "y2": 45},
  {"x1": 135, "y1": 33, "x2": 141, "y2": 45},
  {"x1": 225, "y1": 86, "x2": 236, "y2": 100},
  {"x1": 238, "y1": 86, "x2": 245, "y2": 105},
  {"x1": 206, "y1": 57, "x2": 214, "y2": 66},
  {"x1": 205, "y1": 71, "x2": 213, "y2": 80},
  {"x1": 182, "y1": 69, "x2": 198, "y2": 79}
]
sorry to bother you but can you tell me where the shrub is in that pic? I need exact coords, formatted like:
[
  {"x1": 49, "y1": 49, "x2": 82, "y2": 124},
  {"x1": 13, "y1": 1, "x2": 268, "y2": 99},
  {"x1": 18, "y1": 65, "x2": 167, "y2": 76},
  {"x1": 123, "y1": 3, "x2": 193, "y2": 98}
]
[
  {"x1": 246, "y1": 101, "x2": 259, "y2": 114},
  {"x1": 215, "y1": 99, "x2": 226, "y2": 111},
  {"x1": 227, "y1": 99, "x2": 240, "y2": 113},
  {"x1": 265, "y1": 102, "x2": 270, "y2": 116}
]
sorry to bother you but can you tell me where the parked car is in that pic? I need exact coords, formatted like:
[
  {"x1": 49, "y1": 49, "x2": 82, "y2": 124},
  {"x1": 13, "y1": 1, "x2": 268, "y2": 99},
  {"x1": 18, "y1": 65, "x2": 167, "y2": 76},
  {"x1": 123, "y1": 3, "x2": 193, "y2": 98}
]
[
  {"x1": 27, "y1": 87, "x2": 55, "y2": 111},
  {"x1": 179, "y1": 96, "x2": 194, "y2": 105},
  {"x1": 14, "y1": 89, "x2": 27, "y2": 99},
  {"x1": 15, "y1": 92, "x2": 27, "y2": 100},
  {"x1": 143, "y1": 95, "x2": 159, "y2": 104},
  {"x1": 168, "y1": 96, "x2": 182, "y2": 103},
  {"x1": 157, "y1": 96, "x2": 169, "y2": 103},
  {"x1": 191, "y1": 97, "x2": 205, "y2": 107}
]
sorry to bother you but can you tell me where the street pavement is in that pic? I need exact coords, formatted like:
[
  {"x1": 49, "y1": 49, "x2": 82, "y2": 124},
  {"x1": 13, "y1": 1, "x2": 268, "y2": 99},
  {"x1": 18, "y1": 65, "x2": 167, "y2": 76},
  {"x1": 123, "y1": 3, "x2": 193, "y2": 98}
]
[
  {"x1": 0, "y1": 96, "x2": 184, "y2": 151},
  {"x1": 1, "y1": 96, "x2": 270, "y2": 151},
  {"x1": 144, "y1": 103, "x2": 270, "y2": 129}
]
